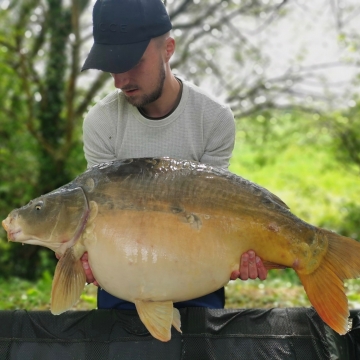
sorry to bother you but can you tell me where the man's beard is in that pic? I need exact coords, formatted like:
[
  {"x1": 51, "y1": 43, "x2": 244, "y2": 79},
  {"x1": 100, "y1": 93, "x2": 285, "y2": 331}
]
[{"x1": 124, "y1": 61, "x2": 166, "y2": 108}]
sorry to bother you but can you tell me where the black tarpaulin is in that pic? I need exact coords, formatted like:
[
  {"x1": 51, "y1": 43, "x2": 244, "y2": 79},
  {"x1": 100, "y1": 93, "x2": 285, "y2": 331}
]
[{"x1": 0, "y1": 307, "x2": 359, "y2": 360}]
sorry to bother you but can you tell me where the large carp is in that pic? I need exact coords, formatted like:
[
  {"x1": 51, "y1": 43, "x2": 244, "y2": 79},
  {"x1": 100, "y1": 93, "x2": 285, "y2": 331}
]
[{"x1": 2, "y1": 158, "x2": 360, "y2": 341}]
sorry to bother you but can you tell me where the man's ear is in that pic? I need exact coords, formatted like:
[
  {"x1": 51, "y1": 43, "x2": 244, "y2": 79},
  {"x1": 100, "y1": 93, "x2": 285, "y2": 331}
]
[{"x1": 164, "y1": 37, "x2": 175, "y2": 62}]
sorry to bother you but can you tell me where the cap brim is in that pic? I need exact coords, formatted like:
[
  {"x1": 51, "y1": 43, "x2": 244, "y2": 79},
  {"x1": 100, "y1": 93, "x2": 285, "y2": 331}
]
[{"x1": 81, "y1": 39, "x2": 150, "y2": 73}]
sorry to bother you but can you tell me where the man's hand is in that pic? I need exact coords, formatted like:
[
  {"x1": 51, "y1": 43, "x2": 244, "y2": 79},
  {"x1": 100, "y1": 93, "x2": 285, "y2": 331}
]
[
  {"x1": 230, "y1": 250, "x2": 268, "y2": 281},
  {"x1": 81, "y1": 252, "x2": 99, "y2": 286}
]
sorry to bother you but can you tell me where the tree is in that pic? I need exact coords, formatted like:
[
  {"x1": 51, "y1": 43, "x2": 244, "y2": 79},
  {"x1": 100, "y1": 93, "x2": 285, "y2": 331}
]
[
  {"x1": 167, "y1": 0, "x2": 360, "y2": 117},
  {"x1": 0, "y1": 0, "x2": 109, "y2": 278}
]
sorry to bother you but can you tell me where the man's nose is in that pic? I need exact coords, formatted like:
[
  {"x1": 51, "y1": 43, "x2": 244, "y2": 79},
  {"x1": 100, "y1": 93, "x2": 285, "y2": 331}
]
[{"x1": 111, "y1": 73, "x2": 130, "y2": 88}]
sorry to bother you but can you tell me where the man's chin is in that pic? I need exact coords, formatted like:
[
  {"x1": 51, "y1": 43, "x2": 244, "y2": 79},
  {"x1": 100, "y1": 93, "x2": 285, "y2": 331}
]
[
  {"x1": 125, "y1": 94, "x2": 158, "y2": 109},
  {"x1": 124, "y1": 94, "x2": 142, "y2": 107},
  {"x1": 123, "y1": 85, "x2": 163, "y2": 108}
]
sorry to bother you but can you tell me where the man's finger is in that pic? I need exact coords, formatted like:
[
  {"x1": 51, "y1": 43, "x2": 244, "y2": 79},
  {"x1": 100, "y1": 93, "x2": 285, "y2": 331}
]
[
  {"x1": 239, "y1": 253, "x2": 249, "y2": 280},
  {"x1": 81, "y1": 258, "x2": 95, "y2": 284},
  {"x1": 256, "y1": 256, "x2": 268, "y2": 280},
  {"x1": 230, "y1": 270, "x2": 240, "y2": 280},
  {"x1": 247, "y1": 250, "x2": 258, "y2": 279}
]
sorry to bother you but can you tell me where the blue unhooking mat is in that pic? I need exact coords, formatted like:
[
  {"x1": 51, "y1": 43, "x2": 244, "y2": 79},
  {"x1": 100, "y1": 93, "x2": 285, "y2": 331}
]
[{"x1": 0, "y1": 308, "x2": 359, "y2": 359}]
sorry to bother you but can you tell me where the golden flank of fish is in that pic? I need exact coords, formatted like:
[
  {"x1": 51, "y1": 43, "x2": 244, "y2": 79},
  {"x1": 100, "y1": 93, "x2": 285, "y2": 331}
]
[{"x1": 2, "y1": 158, "x2": 360, "y2": 341}]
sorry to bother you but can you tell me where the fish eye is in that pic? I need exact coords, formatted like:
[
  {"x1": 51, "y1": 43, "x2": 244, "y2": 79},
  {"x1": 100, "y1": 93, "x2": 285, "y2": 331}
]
[{"x1": 35, "y1": 201, "x2": 43, "y2": 211}]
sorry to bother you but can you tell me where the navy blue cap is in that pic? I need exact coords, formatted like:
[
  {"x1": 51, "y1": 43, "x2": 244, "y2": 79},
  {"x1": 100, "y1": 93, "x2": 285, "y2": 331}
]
[{"x1": 81, "y1": 0, "x2": 172, "y2": 73}]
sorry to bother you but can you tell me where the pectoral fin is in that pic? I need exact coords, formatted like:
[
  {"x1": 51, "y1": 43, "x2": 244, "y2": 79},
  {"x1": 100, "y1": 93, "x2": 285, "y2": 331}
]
[
  {"x1": 134, "y1": 300, "x2": 182, "y2": 342},
  {"x1": 51, "y1": 246, "x2": 86, "y2": 315}
]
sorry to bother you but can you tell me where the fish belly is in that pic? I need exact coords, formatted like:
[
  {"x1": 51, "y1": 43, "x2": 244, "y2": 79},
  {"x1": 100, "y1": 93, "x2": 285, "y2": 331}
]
[{"x1": 83, "y1": 209, "x2": 295, "y2": 303}]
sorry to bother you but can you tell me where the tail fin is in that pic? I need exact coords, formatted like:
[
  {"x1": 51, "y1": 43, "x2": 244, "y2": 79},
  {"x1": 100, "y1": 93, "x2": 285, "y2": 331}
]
[{"x1": 297, "y1": 229, "x2": 360, "y2": 335}]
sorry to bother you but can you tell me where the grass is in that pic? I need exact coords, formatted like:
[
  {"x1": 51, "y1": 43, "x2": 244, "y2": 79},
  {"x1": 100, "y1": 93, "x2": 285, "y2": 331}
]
[{"x1": 0, "y1": 273, "x2": 97, "y2": 311}]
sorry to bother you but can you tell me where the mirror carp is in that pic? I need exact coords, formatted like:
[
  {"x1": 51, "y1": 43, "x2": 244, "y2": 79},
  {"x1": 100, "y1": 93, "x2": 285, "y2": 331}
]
[{"x1": 2, "y1": 157, "x2": 360, "y2": 341}]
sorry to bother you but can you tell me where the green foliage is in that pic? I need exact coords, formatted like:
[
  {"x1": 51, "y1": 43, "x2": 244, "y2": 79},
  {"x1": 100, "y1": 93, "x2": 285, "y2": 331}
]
[
  {"x1": 233, "y1": 110, "x2": 324, "y2": 169},
  {"x1": 0, "y1": 240, "x2": 56, "y2": 280},
  {"x1": 336, "y1": 202, "x2": 360, "y2": 240},
  {"x1": 0, "y1": 271, "x2": 97, "y2": 311},
  {"x1": 0, "y1": 0, "x2": 92, "y2": 278},
  {"x1": 0, "y1": 272, "x2": 52, "y2": 310},
  {"x1": 324, "y1": 102, "x2": 360, "y2": 173},
  {"x1": 225, "y1": 278, "x2": 311, "y2": 309}
]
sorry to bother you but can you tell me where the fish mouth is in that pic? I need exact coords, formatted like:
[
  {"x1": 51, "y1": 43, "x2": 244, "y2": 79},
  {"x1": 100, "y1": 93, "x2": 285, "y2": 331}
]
[
  {"x1": 4, "y1": 227, "x2": 22, "y2": 242},
  {"x1": 2, "y1": 218, "x2": 9, "y2": 232},
  {"x1": 8, "y1": 229, "x2": 22, "y2": 241},
  {"x1": 2, "y1": 217, "x2": 22, "y2": 242}
]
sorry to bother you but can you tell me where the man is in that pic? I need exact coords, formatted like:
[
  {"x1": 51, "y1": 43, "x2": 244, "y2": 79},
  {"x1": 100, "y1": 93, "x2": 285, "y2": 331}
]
[{"x1": 80, "y1": 0, "x2": 267, "y2": 310}]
